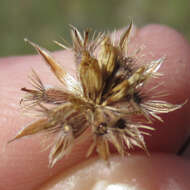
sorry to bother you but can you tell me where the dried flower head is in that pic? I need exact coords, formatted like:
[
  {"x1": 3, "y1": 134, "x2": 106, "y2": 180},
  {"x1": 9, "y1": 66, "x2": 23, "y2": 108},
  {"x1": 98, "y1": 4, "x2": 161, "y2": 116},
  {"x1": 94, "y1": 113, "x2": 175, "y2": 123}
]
[{"x1": 9, "y1": 22, "x2": 185, "y2": 167}]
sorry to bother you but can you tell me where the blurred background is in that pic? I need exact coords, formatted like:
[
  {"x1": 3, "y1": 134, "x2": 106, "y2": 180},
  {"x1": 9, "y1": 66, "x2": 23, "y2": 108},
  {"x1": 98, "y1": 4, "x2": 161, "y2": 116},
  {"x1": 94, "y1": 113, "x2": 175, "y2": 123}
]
[{"x1": 0, "y1": 0, "x2": 189, "y2": 57}]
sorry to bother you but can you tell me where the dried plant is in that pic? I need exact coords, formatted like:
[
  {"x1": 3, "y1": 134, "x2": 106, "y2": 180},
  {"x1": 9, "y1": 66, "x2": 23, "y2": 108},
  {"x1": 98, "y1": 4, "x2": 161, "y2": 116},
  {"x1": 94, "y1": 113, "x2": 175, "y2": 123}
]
[{"x1": 9, "y1": 22, "x2": 185, "y2": 167}]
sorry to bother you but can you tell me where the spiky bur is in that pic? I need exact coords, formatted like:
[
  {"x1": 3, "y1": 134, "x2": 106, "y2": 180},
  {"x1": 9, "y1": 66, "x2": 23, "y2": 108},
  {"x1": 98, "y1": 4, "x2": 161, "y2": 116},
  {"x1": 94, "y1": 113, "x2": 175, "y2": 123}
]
[{"x1": 9, "y1": 22, "x2": 185, "y2": 167}]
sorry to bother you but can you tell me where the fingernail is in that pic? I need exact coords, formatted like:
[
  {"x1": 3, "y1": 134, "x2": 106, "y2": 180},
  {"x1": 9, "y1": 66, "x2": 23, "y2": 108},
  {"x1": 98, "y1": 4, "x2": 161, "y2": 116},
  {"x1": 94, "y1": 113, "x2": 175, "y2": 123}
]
[
  {"x1": 39, "y1": 154, "x2": 190, "y2": 190},
  {"x1": 92, "y1": 180, "x2": 137, "y2": 190}
]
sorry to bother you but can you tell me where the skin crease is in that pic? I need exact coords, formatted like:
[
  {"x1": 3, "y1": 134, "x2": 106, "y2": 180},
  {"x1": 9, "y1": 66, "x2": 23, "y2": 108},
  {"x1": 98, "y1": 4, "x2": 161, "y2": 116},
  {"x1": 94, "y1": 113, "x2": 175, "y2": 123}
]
[{"x1": 0, "y1": 24, "x2": 190, "y2": 190}]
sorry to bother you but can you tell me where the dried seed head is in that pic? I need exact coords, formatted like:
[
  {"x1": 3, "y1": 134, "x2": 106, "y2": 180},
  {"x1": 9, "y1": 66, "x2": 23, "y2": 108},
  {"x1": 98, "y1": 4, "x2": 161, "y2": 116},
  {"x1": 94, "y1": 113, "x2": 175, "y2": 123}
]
[{"x1": 9, "y1": 23, "x2": 186, "y2": 167}]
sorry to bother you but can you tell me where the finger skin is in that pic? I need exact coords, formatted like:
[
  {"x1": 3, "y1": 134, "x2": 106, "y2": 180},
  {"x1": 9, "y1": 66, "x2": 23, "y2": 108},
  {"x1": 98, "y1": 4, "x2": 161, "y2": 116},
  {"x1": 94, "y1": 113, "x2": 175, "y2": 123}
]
[
  {"x1": 129, "y1": 24, "x2": 190, "y2": 152},
  {"x1": 38, "y1": 153, "x2": 190, "y2": 190},
  {"x1": 0, "y1": 24, "x2": 190, "y2": 190}
]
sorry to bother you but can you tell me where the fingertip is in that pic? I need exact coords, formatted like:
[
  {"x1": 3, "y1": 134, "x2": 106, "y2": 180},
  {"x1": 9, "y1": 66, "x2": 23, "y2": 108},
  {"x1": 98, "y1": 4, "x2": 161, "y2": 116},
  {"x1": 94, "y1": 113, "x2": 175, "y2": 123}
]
[
  {"x1": 126, "y1": 24, "x2": 190, "y2": 152},
  {"x1": 132, "y1": 24, "x2": 190, "y2": 96}
]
